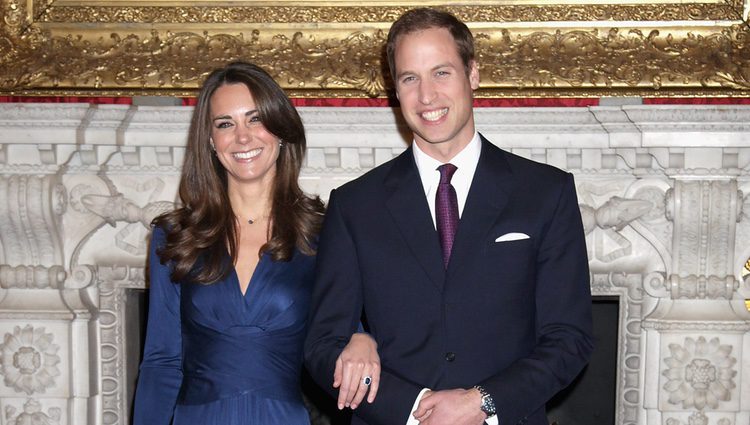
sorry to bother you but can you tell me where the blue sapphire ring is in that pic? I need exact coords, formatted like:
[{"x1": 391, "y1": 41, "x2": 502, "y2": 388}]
[{"x1": 362, "y1": 376, "x2": 372, "y2": 386}]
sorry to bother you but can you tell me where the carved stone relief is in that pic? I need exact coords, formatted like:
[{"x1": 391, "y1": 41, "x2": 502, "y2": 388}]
[
  {"x1": 1, "y1": 103, "x2": 749, "y2": 425},
  {"x1": 0, "y1": 326, "x2": 60, "y2": 396},
  {"x1": 661, "y1": 336, "x2": 737, "y2": 411},
  {"x1": 4, "y1": 398, "x2": 62, "y2": 425}
]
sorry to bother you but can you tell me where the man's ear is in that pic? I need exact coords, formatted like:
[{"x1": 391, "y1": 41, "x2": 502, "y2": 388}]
[{"x1": 469, "y1": 60, "x2": 480, "y2": 90}]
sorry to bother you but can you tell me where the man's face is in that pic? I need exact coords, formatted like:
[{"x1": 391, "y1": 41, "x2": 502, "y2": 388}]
[{"x1": 393, "y1": 27, "x2": 479, "y2": 160}]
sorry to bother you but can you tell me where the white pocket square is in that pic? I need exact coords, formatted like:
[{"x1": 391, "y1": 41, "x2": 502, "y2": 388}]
[{"x1": 495, "y1": 232, "x2": 530, "y2": 242}]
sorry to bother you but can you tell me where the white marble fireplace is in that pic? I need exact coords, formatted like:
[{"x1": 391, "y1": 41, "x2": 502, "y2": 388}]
[{"x1": 0, "y1": 102, "x2": 749, "y2": 425}]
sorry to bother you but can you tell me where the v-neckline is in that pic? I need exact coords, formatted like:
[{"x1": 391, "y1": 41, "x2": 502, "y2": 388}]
[{"x1": 235, "y1": 254, "x2": 265, "y2": 297}]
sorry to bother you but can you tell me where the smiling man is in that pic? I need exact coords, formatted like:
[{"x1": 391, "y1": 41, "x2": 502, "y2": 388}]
[{"x1": 305, "y1": 8, "x2": 594, "y2": 425}]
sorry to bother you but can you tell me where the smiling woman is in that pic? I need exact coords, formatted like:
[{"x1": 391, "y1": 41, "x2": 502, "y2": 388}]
[
  {"x1": 0, "y1": 1, "x2": 748, "y2": 98},
  {"x1": 130, "y1": 61, "x2": 381, "y2": 425},
  {"x1": 209, "y1": 84, "x2": 282, "y2": 197}
]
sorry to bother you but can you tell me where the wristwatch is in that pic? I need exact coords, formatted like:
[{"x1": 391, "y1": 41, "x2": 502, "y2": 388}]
[{"x1": 474, "y1": 385, "x2": 497, "y2": 418}]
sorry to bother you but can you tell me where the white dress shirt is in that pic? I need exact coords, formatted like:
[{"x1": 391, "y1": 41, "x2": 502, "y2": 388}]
[
  {"x1": 412, "y1": 132, "x2": 481, "y2": 227},
  {"x1": 405, "y1": 133, "x2": 499, "y2": 425}
]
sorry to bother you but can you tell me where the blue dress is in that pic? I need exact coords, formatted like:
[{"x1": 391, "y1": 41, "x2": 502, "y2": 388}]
[{"x1": 133, "y1": 227, "x2": 313, "y2": 425}]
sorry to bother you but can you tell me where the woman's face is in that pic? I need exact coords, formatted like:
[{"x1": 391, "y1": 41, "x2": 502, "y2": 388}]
[{"x1": 208, "y1": 83, "x2": 281, "y2": 191}]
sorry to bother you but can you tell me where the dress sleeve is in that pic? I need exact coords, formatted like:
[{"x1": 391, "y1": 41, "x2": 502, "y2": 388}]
[{"x1": 132, "y1": 227, "x2": 183, "y2": 425}]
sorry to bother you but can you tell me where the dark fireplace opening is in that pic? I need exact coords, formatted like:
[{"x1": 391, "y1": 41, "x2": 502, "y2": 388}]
[
  {"x1": 126, "y1": 288, "x2": 149, "y2": 422},
  {"x1": 126, "y1": 292, "x2": 618, "y2": 425},
  {"x1": 546, "y1": 297, "x2": 618, "y2": 425}
]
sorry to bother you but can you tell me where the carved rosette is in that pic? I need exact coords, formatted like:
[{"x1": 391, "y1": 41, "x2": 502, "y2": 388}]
[
  {"x1": 4, "y1": 398, "x2": 62, "y2": 425},
  {"x1": 662, "y1": 336, "x2": 737, "y2": 410},
  {"x1": 665, "y1": 411, "x2": 732, "y2": 425},
  {"x1": 0, "y1": 325, "x2": 60, "y2": 395}
]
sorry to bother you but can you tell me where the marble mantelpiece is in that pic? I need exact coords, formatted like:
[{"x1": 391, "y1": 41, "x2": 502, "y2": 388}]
[{"x1": 0, "y1": 103, "x2": 749, "y2": 425}]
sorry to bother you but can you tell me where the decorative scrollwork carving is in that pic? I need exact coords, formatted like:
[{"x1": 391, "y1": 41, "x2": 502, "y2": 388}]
[
  {"x1": 477, "y1": 26, "x2": 750, "y2": 91},
  {"x1": 0, "y1": 175, "x2": 65, "y2": 267},
  {"x1": 37, "y1": 4, "x2": 741, "y2": 24},
  {"x1": 0, "y1": 1, "x2": 749, "y2": 96}
]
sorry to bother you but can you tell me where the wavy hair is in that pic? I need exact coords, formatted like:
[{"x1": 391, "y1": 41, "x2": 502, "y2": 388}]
[{"x1": 154, "y1": 61, "x2": 324, "y2": 284}]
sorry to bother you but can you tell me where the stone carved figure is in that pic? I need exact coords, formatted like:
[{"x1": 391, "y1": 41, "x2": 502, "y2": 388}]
[
  {"x1": 80, "y1": 194, "x2": 174, "y2": 255},
  {"x1": 80, "y1": 194, "x2": 174, "y2": 228},
  {"x1": 579, "y1": 196, "x2": 653, "y2": 262},
  {"x1": 579, "y1": 196, "x2": 653, "y2": 235}
]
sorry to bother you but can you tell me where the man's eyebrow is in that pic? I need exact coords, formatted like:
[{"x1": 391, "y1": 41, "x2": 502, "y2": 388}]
[{"x1": 396, "y1": 63, "x2": 455, "y2": 79}]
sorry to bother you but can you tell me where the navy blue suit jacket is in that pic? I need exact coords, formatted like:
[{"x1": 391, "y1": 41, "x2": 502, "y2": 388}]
[{"x1": 305, "y1": 136, "x2": 594, "y2": 425}]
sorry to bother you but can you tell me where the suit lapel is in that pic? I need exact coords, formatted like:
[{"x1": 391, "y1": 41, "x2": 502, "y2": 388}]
[
  {"x1": 447, "y1": 137, "x2": 513, "y2": 278},
  {"x1": 384, "y1": 148, "x2": 446, "y2": 288}
]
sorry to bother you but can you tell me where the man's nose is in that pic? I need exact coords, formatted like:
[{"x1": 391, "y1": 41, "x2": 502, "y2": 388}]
[{"x1": 418, "y1": 79, "x2": 437, "y2": 104}]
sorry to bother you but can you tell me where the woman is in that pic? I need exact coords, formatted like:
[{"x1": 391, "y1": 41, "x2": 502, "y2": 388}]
[{"x1": 133, "y1": 62, "x2": 379, "y2": 425}]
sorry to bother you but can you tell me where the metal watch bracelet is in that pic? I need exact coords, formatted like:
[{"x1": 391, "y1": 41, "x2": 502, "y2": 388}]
[{"x1": 474, "y1": 385, "x2": 497, "y2": 418}]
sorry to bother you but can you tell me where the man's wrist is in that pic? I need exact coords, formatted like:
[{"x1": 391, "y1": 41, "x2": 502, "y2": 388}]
[{"x1": 474, "y1": 385, "x2": 497, "y2": 418}]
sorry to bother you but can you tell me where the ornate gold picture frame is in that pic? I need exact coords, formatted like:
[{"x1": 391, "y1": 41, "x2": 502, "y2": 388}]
[{"x1": 1, "y1": 0, "x2": 748, "y2": 98}]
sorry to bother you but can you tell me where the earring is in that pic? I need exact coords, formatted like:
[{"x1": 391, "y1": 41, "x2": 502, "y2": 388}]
[
  {"x1": 209, "y1": 138, "x2": 216, "y2": 152},
  {"x1": 278, "y1": 139, "x2": 284, "y2": 148}
]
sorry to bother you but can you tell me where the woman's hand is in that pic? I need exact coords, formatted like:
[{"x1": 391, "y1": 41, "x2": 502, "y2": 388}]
[{"x1": 333, "y1": 333, "x2": 380, "y2": 410}]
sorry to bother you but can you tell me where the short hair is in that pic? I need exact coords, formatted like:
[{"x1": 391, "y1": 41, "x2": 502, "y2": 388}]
[{"x1": 386, "y1": 8, "x2": 475, "y2": 78}]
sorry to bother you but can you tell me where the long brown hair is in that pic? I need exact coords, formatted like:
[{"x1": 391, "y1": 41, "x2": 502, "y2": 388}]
[{"x1": 154, "y1": 61, "x2": 324, "y2": 284}]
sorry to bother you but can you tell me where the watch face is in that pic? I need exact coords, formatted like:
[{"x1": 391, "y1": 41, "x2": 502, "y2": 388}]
[
  {"x1": 475, "y1": 385, "x2": 496, "y2": 416},
  {"x1": 481, "y1": 398, "x2": 492, "y2": 414},
  {"x1": 481, "y1": 395, "x2": 496, "y2": 416}
]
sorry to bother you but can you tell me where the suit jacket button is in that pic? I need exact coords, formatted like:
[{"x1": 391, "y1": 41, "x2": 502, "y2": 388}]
[{"x1": 445, "y1": 352, "x2": 456, "y2": 362}]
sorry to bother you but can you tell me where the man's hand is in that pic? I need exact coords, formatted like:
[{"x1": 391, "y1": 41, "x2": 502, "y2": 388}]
[{"x1": 413, "y1": 388, "x2": 486, "y2": 425}]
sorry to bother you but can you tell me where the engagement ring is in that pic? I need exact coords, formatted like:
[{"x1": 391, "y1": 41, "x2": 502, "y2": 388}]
[{"x1": 362, "y1": 376, "x2": 372, "y2": 386}]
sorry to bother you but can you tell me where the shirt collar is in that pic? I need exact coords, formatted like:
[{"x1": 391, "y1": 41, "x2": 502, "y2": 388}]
[{"x1": 413, "y1": 132, "x2": 482, "y2": 196}]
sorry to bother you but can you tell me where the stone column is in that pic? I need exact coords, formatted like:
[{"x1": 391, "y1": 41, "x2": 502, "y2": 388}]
[
  {"x1": 0, "y1": 172, "x2": 96, "y2": 425},
  {"x1": 642, "y1": 161, "x2": 749, "y2": 424}
]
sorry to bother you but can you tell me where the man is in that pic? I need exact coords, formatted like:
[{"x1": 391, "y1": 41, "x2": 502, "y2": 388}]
[{"x1": 305, "y1": 8, "x2": 593, "y2": 425}]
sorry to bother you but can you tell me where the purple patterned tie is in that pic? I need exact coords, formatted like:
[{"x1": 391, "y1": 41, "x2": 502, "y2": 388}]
[{"x1": 436, "y1": 163, "x2": 459, "y2": 268}]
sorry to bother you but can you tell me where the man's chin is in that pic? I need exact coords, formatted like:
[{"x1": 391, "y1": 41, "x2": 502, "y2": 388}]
[{"x1": 414, "y1": 137, "x2": 452, "y2": 147}]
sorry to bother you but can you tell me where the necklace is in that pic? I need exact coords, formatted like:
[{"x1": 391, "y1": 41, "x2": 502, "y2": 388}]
[{"x1": 247, "y1": 214, "x2": 270, "y2": 225}]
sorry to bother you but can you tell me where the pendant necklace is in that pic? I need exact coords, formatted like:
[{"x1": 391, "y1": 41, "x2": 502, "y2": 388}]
[{"x1": 247, "y1": 214, "x2": 269, "y2": 225}]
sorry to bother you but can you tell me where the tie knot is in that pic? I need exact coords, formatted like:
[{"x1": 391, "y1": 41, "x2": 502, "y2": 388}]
[{"x1": 437, "y1": 163, "x2": 458, "y2": 184}]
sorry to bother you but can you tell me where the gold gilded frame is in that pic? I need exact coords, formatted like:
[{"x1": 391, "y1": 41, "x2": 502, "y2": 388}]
[{"x1": 1, "y1": 0, "x2": 749, "y2": 98}]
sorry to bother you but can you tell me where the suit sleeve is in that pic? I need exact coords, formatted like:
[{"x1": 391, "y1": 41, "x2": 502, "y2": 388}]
[
  {"x1": 304, "y1": 189, "x2": 422, "y2": 425},
  {"x1": 132, "y1": 227, "x2": 183, "y2": 425},
  {"x1": 482, "y1": 173, "x2": 594, "y2": 424}
]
